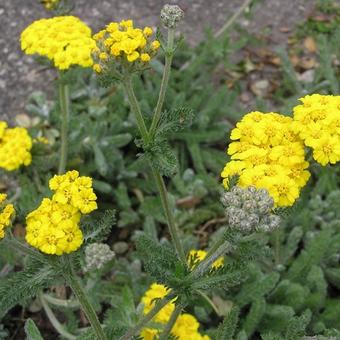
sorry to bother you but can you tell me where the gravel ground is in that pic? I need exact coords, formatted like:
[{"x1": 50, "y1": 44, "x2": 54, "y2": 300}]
[{"x1": 0, "y1": 0, "x2": 316, "y2": 119}]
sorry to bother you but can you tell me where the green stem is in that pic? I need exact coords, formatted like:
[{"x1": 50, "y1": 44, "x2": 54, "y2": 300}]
[
  {"x1": 39, "y1": 293, "x2": 77, "y2": 340},
  {"x1": 189, "y1": 240, "x2": 231, "y2": 279},
  {"x1": 149, "y1": 28, "x2": 175, "y2": 137},
  {"x1": 152, "y1": 168, "x2": 186, "y2": 264},
  {"x1": 197, "y1": 290, "x2": 220, "y2": 316},
  {"x1": 58, "y1": 75, "x2": 70, "y2": 174},
  {"x1": 122, "y1": 76, "x2": 149, "y2": 144},
  {"x1": 42, "y1": 293, "x2": 80, "y2": 308},
  {"x1": 63, "y1": 258, "x2": 107, "y2": 340},
  {"x1": 120, "y1": 293, "x2": 175, "y2": 340},
  {"x1": 122, "y1": 75, "x2": 186, "y2": 264},
  {"x1": 159, "y1": 303, "x2": 182, "y2": 340}
]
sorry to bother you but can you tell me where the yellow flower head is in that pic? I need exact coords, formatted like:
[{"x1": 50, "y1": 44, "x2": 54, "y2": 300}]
[
  {"x1": 21, "y1": 16, "x2": 95, "y2": 70},
  {"x1": 140, "y1": 283, "x2": 210, "y2": 340},
  {"x1": 188, "y1": 249, "x2": 224, "y2": 270},
  {"x1": 0, "y1": 194, "x2": 15, "y2": 239},
  {"x1": 25, "y1": 170, "x2": 97, "y2": 255},
  {"x1": 0, "y1": 122, "x2": 32, "y2": 171},
  {"x1": 92, "y1": 19, "x2": 160, "y2": 74},
  {"x1": 222, "y1": 112, "x2": 310, "y2": 207},
  {"x1": 293, "y1": 94, "x2": 340, "y2": 166}
]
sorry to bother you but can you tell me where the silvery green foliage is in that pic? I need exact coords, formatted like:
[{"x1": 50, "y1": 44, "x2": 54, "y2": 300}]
[
  {"x1": 160, "y1": 4, "x2": 184, "y2": 28},
  {"x1": 84, "y1": 243, "x2": 115, "y2": 272},
  {"x1": 221, "y1": 186, "x2": 281, "y2": 233}
]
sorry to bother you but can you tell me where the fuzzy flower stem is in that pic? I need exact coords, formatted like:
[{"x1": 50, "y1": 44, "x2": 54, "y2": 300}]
[
  {"x1": 189, "y1": 240, "x2": 231, "y2": 279},
  {"x1": 58, "y1": 73, "x2": 70, "y2": 174},
  {"x1": 152, "y1": 168, "x2": 186, "y2": 264},
  {"x1": 122, "y1": 75, "x2": 150, "y2": 144},
  {"x1": 159, "y1": 302, "x2": 183, "y2": 340},
  {"x1": 42, "y1": 293, "x2": 80, "y2": 308},
  {"x1": 197, "y1": 290, "x2": 220, "y2": 316},
  {"x1": 39, "y1": 293, "x2": 77, "y2": 340},
  {"x1": 62, "y1": 258, "x2": 107, "y2": 340},
  {"x1": 149, "y1": 28, "x2": 175, "y2": 137},
  {"x1": 122, "y1": 75, "x2": 186, "y2": 265},
  {"x1": 120, "y1": 293, "x2": 175, "y2": 340}
]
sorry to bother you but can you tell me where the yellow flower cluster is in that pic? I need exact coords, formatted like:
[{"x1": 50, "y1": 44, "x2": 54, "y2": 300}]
[
  {"x1": 41, "y1": 0, "x2": 59, "y2": 10},
  {"x1": 188, "y1": 249, "x2": 224, "y2": 270},
  {"x1": 92, "y1": 19, "x2": 161, "y2": 72},
  {"x1": 0, "y1": 121, "x2": 32, "y2": 171},
  {"x1": 293, "y1": 94, "x2": 340, "y2": 166},
  {"x1": 25, "y1": 170, "x2": 97, "y2": 255},
  {"x1": 141, "y1": 283, "x2": 210, "y2": 340},
  {"x1": 221, "y1": 112, "x2": 310, "y2": 207},
  {"x1": 21, "y1": 16, "x2": 95, "y2": 70},
  {"x1": 0, "y1": 194, "x2": 15, "y2": 239}
]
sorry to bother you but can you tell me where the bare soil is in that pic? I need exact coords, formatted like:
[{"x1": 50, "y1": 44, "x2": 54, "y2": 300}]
[{"x1": 0, "y1": 0, "x2": 315, "y2": 119}]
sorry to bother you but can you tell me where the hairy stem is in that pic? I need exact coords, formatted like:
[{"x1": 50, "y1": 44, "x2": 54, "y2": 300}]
[
  {"x1": 197, "y1": 290, "x2": 220, "y2": 316},
  {"x1": 62, "y1": 258, "x2": 107, "y2": 340},
  {"x1": 122, "y1": 76, "x2": 150, "y2": 144},
  {"x1": 149, "y1": 28, "x2": 175, "y2": 137},
  {"x1": 122, "y1": 75, "x2": 186, "y2": 264},
  {"x1": 39, "y1": 293, "x2": 77, "y2": 340},
  {"x1": 190, "y1": 240, "x2": 231, "y2": 279},
  {"x1": 120, "y1": 293, "x2": 175, "y2": 340},
  {"x1": 159, "y1": 303, "x2": 183, "y2": 340},
  {"x1": 214, "y1": 0, "x2": 253, "y2": 38},
  {"x1": 152, "y1": 168, "x2": 186, "y2": 264},
  {"x1": 42, "y1": 293, "x2": 80, "y2": 308},
  {"x1": 58, "y1": 75, "x2": 70, "y2": 174}
]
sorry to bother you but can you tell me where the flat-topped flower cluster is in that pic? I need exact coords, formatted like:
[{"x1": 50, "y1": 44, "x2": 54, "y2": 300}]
[
  {"x1": 141, "y1": 283, "x2": 210, "y2": 340},
  {"x1": 0, "y1": 121, "x2": 32, "y2": 171},
  {"x1": 221, "y1": 94, "x2": 340, "y2": 207},
  {"x1": 26, "y1": 170, "x2": 97, "y2": 255},
  {"x1": 293, "y1": 94, "x2": 340, "y2": 166},
  {"x1": 92, "y1": 19, "x2": 160, "y2": 73},
  {"x1": 21, "y1": 16, "x2": 95, "y2": 70}
]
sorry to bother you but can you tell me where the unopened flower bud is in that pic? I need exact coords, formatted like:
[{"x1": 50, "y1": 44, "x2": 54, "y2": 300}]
[
  {"x1": 160, "y1": 4, "x2": 184, "y2": 28},
  {"x1": 221, "y1": 186, "x2": 281, "y2": 234},
  {"x1": 84, "y1": 243, "x2": 115, "y2": 272}
]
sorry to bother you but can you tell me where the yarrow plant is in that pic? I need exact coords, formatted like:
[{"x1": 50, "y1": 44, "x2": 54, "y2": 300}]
[
  {"x1": 0, "y1": 121, "x2": 32, "y2": 171},
  {"x1": 1, "y1": 2, "x2": 339, "y2": 340}
]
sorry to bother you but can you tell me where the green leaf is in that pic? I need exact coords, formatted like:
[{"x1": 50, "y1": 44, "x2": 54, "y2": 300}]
[
  {"x1": 156, "y1": 107, "x2": 195, "y2": 138},
  {"x1": 0, "y1": 259, "x2": 58, "y2": 318},
  {"x1": 135, "y1": 233, "x2": 183, "y2": 286},
  {"x1": 216, "y1": 306, "x2": 240, "y2": 340},
  {"x1": 243, "y1": 298, "x2": 266, "y2": 337},
  {"x1": 93, "y1": 144, "x2": 109, "y2": 176},
  {"x1": 142, "y1": 139, "x2": 178, "y2": 177},
  {"x1": 236, "y1": 272, "x2": 280, "y2": 307},
  {"x1": 83, "y1": 210, "x2": 116, "y2": 243},
  {"x1": 24, "y1": 319, "x2": 44, "y2": 340}
]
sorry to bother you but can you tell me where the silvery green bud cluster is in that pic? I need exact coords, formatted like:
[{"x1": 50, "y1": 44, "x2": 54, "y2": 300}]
[
  {"x1": 84, "y1": 243, "x2": 115, "y2": 272},
  {"x1": 221, "y1": 186, "x2": 281, "y2": 233},
  {"x1": 160, "y1": 4, "x2": 184, "y2": 28}
]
